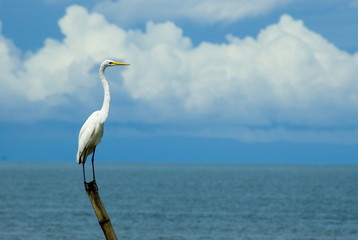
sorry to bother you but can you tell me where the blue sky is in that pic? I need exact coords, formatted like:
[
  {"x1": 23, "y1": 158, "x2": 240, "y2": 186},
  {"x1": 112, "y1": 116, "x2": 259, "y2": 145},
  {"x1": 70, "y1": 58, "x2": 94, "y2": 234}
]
[{"x1": 0, "y1": 0, "x2": 357, "y2": 163}]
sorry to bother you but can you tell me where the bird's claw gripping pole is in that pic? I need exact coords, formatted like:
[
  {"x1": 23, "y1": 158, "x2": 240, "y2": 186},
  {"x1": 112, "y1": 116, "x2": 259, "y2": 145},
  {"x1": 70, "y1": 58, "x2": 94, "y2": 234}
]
[{"x1": 84, "y1": 180, "x2": 118, "y2": 240}]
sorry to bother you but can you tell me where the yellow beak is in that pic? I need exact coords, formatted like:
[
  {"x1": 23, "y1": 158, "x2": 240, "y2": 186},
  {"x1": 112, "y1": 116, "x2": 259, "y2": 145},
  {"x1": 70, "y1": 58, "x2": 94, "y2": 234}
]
[{"x1": 112, "y1": 61, "x2": 130, "y2": 66}]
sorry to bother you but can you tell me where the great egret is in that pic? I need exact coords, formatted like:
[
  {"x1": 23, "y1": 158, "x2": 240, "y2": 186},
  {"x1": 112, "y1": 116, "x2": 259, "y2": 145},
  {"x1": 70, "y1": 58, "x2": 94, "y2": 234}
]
[{"x1": 77, "y1": 59, "x2": 129, "y2": 183}]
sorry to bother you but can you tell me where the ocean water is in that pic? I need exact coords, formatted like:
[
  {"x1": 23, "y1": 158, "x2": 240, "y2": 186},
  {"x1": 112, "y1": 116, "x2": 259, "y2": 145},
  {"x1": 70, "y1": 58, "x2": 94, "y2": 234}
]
[{"x1": 0, "y1": 162, "x2": 357, "y2": 240}]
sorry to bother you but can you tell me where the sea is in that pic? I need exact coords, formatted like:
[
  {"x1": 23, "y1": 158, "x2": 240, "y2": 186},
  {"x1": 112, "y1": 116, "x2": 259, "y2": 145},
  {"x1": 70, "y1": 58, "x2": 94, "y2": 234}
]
[{"x1": 0, "y1": 162, "x2": 357, "y2": 240}]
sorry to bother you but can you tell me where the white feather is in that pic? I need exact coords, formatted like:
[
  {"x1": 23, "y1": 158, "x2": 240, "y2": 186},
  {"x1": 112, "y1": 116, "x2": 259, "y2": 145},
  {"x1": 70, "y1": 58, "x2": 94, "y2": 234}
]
[{"x1": 76, "y1": 60, "x2": 129, "y2": 165}]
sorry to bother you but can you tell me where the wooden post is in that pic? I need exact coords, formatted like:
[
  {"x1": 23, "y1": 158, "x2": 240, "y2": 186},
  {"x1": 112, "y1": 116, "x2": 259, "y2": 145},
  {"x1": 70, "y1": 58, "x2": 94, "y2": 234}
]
[{"x1": 85, "y1": 180, "x2": 118, "y2": 240}]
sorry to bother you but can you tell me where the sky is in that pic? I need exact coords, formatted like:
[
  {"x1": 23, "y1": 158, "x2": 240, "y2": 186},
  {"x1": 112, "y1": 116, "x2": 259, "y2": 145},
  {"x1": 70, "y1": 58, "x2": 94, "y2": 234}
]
[{"x1": 0, "y1": 0, "x2": 357, "y2": 163}]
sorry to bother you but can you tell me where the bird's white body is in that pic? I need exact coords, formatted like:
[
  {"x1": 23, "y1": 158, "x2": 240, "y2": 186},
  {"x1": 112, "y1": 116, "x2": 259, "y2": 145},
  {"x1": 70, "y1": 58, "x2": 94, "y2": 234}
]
[
  {"x1": 76, "y1": 60, "x2": 129, "y2": 166},
  {"x1": 77, "y1": 111, "x2": 104, "y2": 164}
]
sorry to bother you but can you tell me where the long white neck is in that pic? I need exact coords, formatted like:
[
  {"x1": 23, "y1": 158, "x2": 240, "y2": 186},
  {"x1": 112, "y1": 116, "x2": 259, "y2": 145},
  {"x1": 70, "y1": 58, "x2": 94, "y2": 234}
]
[{"x1": 99, "y1": 66, "x2": 110, "y2": 123}]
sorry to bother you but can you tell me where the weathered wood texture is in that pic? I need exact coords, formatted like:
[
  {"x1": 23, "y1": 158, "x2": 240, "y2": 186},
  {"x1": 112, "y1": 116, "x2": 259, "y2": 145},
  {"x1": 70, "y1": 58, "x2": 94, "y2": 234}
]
[{"x1": 85, "y1": 180, "x2": 118, "y2": 240}]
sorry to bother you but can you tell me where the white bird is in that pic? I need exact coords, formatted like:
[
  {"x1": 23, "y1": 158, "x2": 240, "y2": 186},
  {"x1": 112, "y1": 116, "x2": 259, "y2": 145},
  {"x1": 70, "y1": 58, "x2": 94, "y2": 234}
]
[{"x1": 77, "y1": 59, "x2": 129, "y2": 183}]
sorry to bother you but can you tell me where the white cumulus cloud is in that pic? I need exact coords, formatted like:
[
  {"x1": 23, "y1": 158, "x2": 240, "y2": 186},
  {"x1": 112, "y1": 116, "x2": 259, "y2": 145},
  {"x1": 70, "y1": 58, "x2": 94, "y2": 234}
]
[
  {"x1": 0, "y1": 5, "x2": 357, "y2": 143},
  {"x1": 0, "y1": 6, "x2": 130, "y2": 121},
  {"x1": 94, "y1": 0, "x2": 292, "y2": 25},
  {"x1": 122, "y1": 14, "x2": 358, "y2": 128}
]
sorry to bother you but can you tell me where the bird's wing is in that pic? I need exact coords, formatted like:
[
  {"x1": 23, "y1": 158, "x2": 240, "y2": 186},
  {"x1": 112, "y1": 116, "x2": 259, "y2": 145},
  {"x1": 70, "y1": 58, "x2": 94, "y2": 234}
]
[{"x1": 77, "y1": 111, "x2": 103, "y2": 163}]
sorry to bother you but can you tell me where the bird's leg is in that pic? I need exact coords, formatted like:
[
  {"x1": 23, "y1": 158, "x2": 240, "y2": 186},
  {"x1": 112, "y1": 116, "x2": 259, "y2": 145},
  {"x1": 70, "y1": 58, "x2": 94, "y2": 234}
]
[
  {"x1": 82, "y1": 162, "x2": 86, "y2": 184},
  {"x1": 82, "y1": 149, "x2": 88, "y2": 184},
  {"x1": 91, "y1": 147, "x2": 96, "y2": 182}
]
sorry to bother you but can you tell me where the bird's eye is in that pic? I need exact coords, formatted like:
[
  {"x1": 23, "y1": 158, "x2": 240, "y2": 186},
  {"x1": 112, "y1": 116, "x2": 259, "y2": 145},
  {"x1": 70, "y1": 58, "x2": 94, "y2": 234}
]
[{"x1": 109, "y1": 61, "x2": 113, "y2": 64}]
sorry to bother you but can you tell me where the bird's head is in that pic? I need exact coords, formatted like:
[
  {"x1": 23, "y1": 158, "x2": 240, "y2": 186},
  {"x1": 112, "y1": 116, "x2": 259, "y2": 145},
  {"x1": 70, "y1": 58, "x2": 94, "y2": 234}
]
[{"x1": 101, "y1": 59, "x2": 130, "y2": 68}]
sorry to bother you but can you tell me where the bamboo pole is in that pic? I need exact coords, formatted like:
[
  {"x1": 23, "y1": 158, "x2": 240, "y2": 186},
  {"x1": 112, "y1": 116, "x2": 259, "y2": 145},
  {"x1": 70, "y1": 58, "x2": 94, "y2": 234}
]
[{"x1": 85, "y1": 180, "x2": 118, "y2": 240}]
